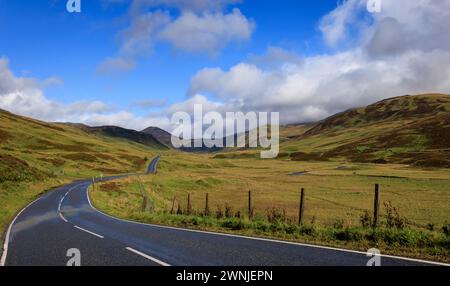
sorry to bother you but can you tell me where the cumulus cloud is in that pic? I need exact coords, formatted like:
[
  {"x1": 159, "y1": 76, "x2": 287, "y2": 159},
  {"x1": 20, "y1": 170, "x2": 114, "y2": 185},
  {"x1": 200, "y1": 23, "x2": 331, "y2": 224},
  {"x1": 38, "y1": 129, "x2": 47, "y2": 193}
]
[
  {"x1": 98, "y1": 0, "x2": 253, "y2": 74},
  {"x1": 183, "y1": 0, "x2": 450, "y2": 124},
  {"x1": 158, "y1": 9, "x2": 254, "y2": 54},
  {"x1": 319, "y1": 0, "x2": 366, "y2": 47},
  {"x1": 130, "y1": 98, "x2": 167, "y2": 108},
  {"x1": 96, "y1": 57, "x2": 136, "y2": 74},
  {"x1": 118, "y1": 10, "x2": 171, "y2": 57}
]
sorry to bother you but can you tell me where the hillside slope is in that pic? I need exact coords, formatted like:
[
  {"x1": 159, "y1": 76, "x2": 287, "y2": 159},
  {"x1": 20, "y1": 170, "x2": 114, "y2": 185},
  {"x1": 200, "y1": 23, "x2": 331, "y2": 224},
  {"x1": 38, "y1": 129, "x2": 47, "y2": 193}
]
[
  {"x1": 282, "y1": 94, "x2": 450, "y2": 167},
  {"x1": 141, "y1": 126, "x2": 173, "y2": 148},
  {"x1": 0, "y1": 109, "x2": 161, "y2": 182},
  {"x1": 89, "y1": 126, "x2": 168, "y2": 150}
]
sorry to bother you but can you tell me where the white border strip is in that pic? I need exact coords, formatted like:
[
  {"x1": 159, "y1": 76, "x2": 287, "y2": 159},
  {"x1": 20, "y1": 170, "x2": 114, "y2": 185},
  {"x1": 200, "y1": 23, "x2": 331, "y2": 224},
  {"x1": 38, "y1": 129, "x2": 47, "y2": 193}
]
[
  {"x1": 125, "y1": 247, "x2": 170, "y2": 266},
  {"x1": 85, "y1": 183, "x2": 450, "y2": 267},
  {"x1": 74, "y1": 225, "x2": 104, "y2": 239},
  {"x1": 0, "y1": 197, "x2": 42, "y2": 266}
]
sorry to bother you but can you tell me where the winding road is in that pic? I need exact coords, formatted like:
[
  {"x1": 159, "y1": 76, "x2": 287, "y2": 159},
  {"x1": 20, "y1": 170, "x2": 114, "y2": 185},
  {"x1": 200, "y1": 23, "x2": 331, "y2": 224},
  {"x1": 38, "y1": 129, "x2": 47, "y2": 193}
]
[{"x1": 1, "y1": 157, "x2": 448, "y2": 266}]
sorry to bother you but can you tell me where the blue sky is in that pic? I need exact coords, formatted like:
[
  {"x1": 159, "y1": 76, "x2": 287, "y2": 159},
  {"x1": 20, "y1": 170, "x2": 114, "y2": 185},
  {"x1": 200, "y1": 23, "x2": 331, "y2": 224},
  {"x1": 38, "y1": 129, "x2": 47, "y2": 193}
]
[
  {"x1": 0, "y1": 1, "x2": 335, "y2": 110},
  {"x1": 1, "y1": 0, "x2": 449, "y2": 131}
]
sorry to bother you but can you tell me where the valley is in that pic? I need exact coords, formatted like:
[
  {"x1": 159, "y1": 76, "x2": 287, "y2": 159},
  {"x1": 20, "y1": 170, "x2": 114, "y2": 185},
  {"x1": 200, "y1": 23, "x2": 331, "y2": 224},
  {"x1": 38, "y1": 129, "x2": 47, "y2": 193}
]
[{"x1": 1, "y1": 93, "x2": 449, "y2": 263}]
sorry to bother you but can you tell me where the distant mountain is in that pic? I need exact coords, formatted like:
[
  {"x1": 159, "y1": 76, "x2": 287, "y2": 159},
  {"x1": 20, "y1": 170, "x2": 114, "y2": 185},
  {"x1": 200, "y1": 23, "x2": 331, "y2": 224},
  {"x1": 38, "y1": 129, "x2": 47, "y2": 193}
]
[
  {"x1": 141, "y1": 127, "x2": 173, "y2": 148},
  {"x1": 141, "y1": 126, "x2": 233, "y2": 152},
  {"x1": 88, "y1": 126, "x2": 168, "y2": 150}
]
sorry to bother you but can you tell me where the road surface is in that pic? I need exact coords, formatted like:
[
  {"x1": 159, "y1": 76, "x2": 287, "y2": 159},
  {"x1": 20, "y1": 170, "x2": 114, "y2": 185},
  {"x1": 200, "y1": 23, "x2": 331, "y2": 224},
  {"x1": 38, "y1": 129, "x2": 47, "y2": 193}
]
[{"x1": 1, "y1": 157, "x2": 447, "y2": 266}]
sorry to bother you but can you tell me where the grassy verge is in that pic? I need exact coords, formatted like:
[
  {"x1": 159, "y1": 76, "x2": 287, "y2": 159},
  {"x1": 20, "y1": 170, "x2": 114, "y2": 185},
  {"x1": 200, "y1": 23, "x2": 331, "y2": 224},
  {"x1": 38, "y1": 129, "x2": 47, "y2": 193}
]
[
  {"x1": 90, "y1": 152, "x2": 450, "y2": 263},
  {"x1": 129, "y1": 212, "x2": 450, "y2": 262},
  {"x1": 90, "y1": 184, "x2": 450, "y2": 262}
]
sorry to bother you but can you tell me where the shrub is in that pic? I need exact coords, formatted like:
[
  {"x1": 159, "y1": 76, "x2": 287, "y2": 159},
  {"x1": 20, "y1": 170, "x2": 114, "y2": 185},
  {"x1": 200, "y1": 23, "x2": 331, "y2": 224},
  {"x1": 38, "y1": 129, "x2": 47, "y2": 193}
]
[
  {"x1": 215, "y1": 205, "x2": 224, "y2": 219},
  {"x1": 384, "y1": 201, "x2": 408, "y2": 229},
  {"x1": 378, "y1": 228, "x2": 432, "y2": 247},
  {"x1": 299, "y1": 225, "x2": 315, "y2": 236},
  {"x1": 284, "y1": 224, "x2": 298, "y2": 235},
  {"x1": 442, "y1": 223, "x2": 450, "y2": 236},
  {"x1": 249, "y1": 207, "x2": 255, "y2": 219},
  {"x1": 204, "y1": 206, "x2": 210, "y2": 217},
  {"x1": 176, "y1": 204, "x2": 183, "y2": 215},
  {"x1": 334, "y1": 228, "x2": 363, "y2": 241},
  {"x1": 224, "y1": 203, "x2": 234, "y2": 218},
  {"x1": 221, "y1": 219, "x2": 246, "y2": 230},
  {"x1": 255, "y1": 220, "x2": 270, "y2": 232},
  {"x1": 269, "y1": 223, "x2": 284, "y2": 233},
  {"x1": 266, "y1": 207, "x2": 287, "y2": 224},
  {"x1": 360, "y1": 210, "x2": 373, "y2": 228},
  {"x1": 333, "y1": 219, "x2": 345, "y2": 229}
]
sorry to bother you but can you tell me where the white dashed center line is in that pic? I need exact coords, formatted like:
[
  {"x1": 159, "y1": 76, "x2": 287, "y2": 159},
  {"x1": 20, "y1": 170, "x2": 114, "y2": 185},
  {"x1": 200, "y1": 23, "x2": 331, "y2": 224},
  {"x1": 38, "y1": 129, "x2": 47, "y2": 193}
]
[
  {"x1": 125, "y1": 247, "x2": 171, "y2": 266},
  {"x1": 74, "y1": 225, "x2": 104, "y2": 239}
]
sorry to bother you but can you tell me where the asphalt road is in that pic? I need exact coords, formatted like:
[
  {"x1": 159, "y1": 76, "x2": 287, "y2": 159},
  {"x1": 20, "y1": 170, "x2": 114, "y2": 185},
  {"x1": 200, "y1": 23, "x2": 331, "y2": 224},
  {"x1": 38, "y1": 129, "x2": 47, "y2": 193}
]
[{"x1": 1, "y1": 157, "x2": 447, "y2": 266}]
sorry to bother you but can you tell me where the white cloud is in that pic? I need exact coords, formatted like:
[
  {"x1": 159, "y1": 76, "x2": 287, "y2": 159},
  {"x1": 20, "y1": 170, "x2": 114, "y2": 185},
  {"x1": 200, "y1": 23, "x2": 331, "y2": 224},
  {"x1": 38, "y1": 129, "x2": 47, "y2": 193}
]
[
  {"x1": 97, "y1": 58, "x2": 136, "y2": 75},
  {"x1": 118, "y1": 10, "x2": 171, "y2": 58},
  {"x1": 319, "y1": 0, "x2": 366, "y2": 47},
  {"x1": 98, "y1": 0, "x2": 253, "y2": 74},
  {"x1": 96, "y1": 57, "x2": 136, "y2": 74},
  {"x1": 158, "y1": 9, "x2": 254, "y2": 54},
  {"x1": 182, "y1": 0, "x2": 450, "y2": 124},
  {"x1": 187, "y1": 48, "x2": 450, "y2": 124}
]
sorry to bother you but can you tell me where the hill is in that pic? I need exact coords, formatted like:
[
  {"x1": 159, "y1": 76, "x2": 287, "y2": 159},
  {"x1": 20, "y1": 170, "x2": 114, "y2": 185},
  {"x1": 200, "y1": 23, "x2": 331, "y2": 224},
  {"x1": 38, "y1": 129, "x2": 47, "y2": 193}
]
[
  {"x1": 88, "y1": 126, "x2": 168, "y2": 149},
  {"x1": 0, "y1": 109, "x2": 163, "y2": 183},
  {"x1": 141, "y1": 126, "x2": 173, "y2": 148},
  {"x1": 281, "y1": 94, "x2": 450, "y2": 167}
]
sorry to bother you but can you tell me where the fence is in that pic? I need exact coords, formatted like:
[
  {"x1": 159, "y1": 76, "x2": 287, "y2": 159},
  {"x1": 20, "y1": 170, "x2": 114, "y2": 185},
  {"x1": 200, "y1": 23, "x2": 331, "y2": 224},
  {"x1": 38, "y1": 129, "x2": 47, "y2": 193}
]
[{"x1": 159, "y1": 184, "x2": 383, "y2": 227}]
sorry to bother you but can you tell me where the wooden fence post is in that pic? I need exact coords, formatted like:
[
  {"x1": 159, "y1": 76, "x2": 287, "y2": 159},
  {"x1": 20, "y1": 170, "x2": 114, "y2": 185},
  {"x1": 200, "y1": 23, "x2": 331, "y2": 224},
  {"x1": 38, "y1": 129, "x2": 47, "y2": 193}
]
[
  {"x1": 170, "y1": 196, "x2": 176, "y2": 214},
  {"x1": 248, "y1": 191, "x2": 253, "y2": 219},
  {"x1": 187, "y1": 193, "x2": 191, "y2": 215},
  {"x1": 299, "y1": 188, "x2": 305, "y2": 225},
  {"x1": 373, "y1": 184, "x2": 380, "y2": 228},
  {"x1": 205, "y1": 193, "x2": 210, "y2": 216},
  {"x1": 142, "y1": 196, "x2": 148, "y2": 212}
]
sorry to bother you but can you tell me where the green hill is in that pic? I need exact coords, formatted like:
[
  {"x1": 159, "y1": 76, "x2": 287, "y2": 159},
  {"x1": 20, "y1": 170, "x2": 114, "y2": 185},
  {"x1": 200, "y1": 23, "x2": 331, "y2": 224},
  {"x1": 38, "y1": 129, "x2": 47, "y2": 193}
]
[
  {"x1": 0, "y1": 109, "x2": 166, "y2": 182},
  {"x1": 282, "y1": 94, "x2": 450, "y2": 167}
]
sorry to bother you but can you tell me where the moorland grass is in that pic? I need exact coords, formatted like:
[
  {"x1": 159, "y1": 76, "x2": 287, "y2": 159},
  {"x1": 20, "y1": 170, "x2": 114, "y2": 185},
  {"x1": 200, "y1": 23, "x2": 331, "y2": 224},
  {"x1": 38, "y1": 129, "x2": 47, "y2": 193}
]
[{"x1": 90, "y1": 152, "x2": 450, "y2": 262}]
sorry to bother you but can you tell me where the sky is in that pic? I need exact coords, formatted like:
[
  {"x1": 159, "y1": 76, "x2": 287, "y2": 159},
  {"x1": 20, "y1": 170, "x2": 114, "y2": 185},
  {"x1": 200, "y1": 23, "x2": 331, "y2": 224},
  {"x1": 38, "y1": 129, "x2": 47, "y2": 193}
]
[{"x1": 1, "y1": 0, "x2": 450, "y2": 132}]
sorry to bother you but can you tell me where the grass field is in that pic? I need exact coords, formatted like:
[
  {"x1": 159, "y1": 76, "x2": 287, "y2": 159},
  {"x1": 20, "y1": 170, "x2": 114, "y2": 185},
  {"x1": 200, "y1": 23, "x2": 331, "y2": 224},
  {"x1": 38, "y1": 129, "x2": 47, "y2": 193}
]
[{"x1": 90, "y1": 152, "x2": 450, "y2": 262}]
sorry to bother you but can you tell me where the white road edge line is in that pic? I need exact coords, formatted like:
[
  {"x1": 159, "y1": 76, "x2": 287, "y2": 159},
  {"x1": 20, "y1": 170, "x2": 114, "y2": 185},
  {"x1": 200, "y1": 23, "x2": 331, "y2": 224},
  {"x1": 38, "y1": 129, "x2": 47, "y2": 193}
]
[
  {"x1": 125, "y1": 247, "x2": 170, "y2": 266},
  {"x1": 58, "y1": 186, "x2": 77, "y2": 212},
  {"x1": 74, "y1": 225, "x2": 104, "y2": 239},
  {"x1": 59, "y1": 213, "x2": 68, "y2": 223},
  {"x1": 86, "y1": 183, "x2": 450, "y2": 267},
  {"x1": 0, "y1": 197, "x2": 42, "y2": 267}
]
